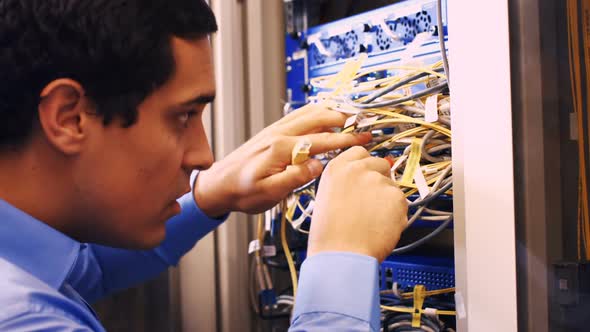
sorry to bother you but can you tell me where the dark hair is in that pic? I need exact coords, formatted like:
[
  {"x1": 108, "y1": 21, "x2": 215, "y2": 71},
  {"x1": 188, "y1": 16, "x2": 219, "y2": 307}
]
[{"x1": 0, "y1": 0, "x2": 217, "y2": 147}]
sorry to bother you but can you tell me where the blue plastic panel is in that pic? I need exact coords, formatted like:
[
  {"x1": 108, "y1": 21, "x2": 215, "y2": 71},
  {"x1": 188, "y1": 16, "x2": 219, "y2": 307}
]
[
  {"x1": 306, "y1": 0, "x2": 448, "y2": 78},
  {"x1": 380, "y1": 255, "x2": 454, "y2": 292}
]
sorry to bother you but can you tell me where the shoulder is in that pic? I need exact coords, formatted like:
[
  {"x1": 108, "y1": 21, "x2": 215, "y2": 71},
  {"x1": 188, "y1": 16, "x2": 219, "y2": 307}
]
[{"x1": 0, "y1": 258, "x2": 94, "y2": 331}]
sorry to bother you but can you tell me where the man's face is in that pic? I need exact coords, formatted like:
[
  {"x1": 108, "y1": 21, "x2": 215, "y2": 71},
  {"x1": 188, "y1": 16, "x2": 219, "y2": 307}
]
[{"x1": 73, "y1": 37, "x2": 215, "y2": 248}]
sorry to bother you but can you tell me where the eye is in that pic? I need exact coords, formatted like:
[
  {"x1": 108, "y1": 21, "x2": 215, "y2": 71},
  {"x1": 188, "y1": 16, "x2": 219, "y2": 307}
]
[{"x1": 178, "y1": 111, "x2": 197, "y2": 127}]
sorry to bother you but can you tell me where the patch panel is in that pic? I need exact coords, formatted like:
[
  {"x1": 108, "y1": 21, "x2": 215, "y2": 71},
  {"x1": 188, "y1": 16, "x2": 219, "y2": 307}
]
[
  {"x1": 380, "y1": 255, "x2": 454, "y2": 293},
  {"x1": 285, "y1": 0, "x2": 449, "y2": 106}
]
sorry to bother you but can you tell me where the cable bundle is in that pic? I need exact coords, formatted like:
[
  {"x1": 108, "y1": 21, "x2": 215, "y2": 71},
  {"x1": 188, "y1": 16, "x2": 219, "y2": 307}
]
[
  {"x1": 381, "y1": 312, "x2": 454, "y2": 332},
  {"x1": 249, "y1": 0, "x2": 452, "y2": 320},
  {"x1": 299, "y1": 55, "x2": 454, "y2": 256},
  {"x1": 567, "y1": 0, "x2": 590, "y2": 260},
  {"x1": 380, "y1": 285, "x2": 456, "y2": 332}
]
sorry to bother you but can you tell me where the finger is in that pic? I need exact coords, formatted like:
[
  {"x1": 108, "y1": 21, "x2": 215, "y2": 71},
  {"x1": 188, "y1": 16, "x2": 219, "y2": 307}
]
[
  {"x1": 263, "y1": 133, "x2": 370, "y2": 170},
  {"x1": 277, "y1": 107, "x2": 350, "y2": 136},
  {"x1": 245, "y1": 105, "x2": 327, "y2": 146},
  {"x1": 305, "y1": 132, "x2": 372, "y2": 156},
  {"x1": 355, "y1": 156, "x2": 391, "y2": 177},
  {"x1": 263, "y1": 104, "x2": 316, "y2": 132},
  {"x1": 260, "y1": 159, "x2": 324, "y2": 196},
  {"x1": 331, "y1": 145, "x2": 371, "y2": 162}
]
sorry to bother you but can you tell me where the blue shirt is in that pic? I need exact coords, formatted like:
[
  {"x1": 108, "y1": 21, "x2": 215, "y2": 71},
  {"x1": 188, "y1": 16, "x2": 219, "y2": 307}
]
[{"x1": 0, "y1": 195, "x2": 380, "y2": 331}]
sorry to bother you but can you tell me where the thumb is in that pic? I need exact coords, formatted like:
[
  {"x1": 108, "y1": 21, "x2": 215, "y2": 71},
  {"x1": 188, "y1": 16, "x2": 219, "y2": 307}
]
[{"x1": 262, "y1": 159, "x2": 324, "y2": 195}]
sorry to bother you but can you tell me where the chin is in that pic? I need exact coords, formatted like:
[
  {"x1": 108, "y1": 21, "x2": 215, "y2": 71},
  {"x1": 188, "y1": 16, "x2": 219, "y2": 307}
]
[
  {"x1": 134, "y1": 230, "x2": 167, "y2": 249},
  {"x1": 112, "y1": 225, "x2": 167, "y2": 250}
]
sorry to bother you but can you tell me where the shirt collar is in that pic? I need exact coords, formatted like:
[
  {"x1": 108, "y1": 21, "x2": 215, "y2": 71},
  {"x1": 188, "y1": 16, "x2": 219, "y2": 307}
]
[{"x1": 0, "y1": 198, "x2": 81, "y2": 289}]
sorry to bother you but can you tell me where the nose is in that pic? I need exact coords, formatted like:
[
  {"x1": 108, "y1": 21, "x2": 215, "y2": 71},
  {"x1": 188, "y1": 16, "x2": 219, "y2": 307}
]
[{"x1": 183, "y1": 118, "x2": 214, "y2": 172}]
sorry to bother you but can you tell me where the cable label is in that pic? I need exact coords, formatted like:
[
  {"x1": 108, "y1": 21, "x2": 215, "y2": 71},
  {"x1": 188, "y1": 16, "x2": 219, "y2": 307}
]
[
  {"x1": 248, "y1": 239, "x2": 261, "y2": 254},
  {"x1": 344, "y1": 114, "x2": 358, "y2": 128},
  {"x1": 264, "y1": 209, "x2": 272, "y2": 231},
  {"x1": 263, "y1": 245, "x2": 277, "y2": 257},
  {"x1": 455, "y1": 292, "x2": 467, "y2": 319},
  {"x1": 400, "y1": 138, "x2": 422, "y2": 186},
  {"x1": 414, "y1": 165, "x2": 430, "y2": 199},
  {"x1": 425, "y1": 94, "x2": 439, "y2": 123},
  {"x1": 357, "y1": 115, "x2": 380, "y2": 128}
]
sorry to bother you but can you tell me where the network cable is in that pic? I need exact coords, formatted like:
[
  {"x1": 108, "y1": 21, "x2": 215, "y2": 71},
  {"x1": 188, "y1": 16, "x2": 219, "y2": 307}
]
[{"x1": 567, "y1": 0, "x2": 590, "y2": 260}]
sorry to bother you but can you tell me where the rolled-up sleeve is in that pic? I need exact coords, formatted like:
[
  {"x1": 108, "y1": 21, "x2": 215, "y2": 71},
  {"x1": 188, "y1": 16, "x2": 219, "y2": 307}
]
[{"x1": 289, "y1": 252, "x2": 381, "y2": 332}]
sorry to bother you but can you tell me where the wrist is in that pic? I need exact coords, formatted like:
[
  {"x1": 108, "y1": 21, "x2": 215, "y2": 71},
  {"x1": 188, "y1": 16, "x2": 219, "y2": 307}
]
[
  {"x1": 193, "y1": 169, "x2": 233, "y2": 218},
  {"x1": 308, "y1": 242, "x2": 391, "y2": 263}
]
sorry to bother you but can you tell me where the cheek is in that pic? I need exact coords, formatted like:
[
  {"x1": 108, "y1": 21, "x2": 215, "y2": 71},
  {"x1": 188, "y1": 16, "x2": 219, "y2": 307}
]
[
  {"x1": 108, "y1": 131, "x2": 185, "y2": 206},
  {"x1": 74, "y1": 126, "x2": 185, "y2": 241}
]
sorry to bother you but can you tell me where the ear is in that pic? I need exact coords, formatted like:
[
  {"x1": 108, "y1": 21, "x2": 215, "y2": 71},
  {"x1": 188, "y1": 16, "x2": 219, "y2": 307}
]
[{"x1": 38, "y1": 78, "x2": 91, "y2": 155}]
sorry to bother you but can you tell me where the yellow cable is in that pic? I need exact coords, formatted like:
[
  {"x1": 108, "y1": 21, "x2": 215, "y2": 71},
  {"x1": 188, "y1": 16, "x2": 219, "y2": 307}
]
[
  {"x1": 256, "y1": 214, "x2": 264, "y2": 251},
  {"x1": 254, "y1": 214, "x2": 268, "y2": 291},
  {"x1": 581, "y1": 0, "x2": 590, "y2": 259},
  {"x1": 370, "y1": 119, "x2": 451, "y2": 137},
  {"x1": 382, "y1": 285, "x2": 456, "y2": 317},
  {"x1": 376, "y1": 126, "x2": 427, "y2": 142},
  {"x1": 397, "y1": 172, "x2": 449, "y2": 190},
  {"x1": 369, "y1": 127, "x2": 430, "y2": 152},
  {"x1": 380, "y1": 305, "x2": 456, "y2": 316},
  {"x1": 352, "y1": 62, "x2": 447, "y2": 81},
  {"x1": 399, "y1": 287, "x2": 456, "y2": 299},
  {"x1": 281, "y1": 200, "x2": 298, "y2": 297},
  {"x1": 568, "y1": 0, "x2": 590, "y2": 259},
  {"x1": 284, "y1": 194, "x2": 312, "y2": 234}
]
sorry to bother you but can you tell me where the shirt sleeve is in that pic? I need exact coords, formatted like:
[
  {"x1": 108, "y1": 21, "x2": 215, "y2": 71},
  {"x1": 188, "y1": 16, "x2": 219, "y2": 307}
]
[
  {"x1": 289, "y1": 252, "x2": 381, "y2": 332},
  {"x1": 68, "y1": 189, "x2": 228, "y2": 303},
  {"x1": 0, "y1": 304, "x2": 95, "y2": 332}
]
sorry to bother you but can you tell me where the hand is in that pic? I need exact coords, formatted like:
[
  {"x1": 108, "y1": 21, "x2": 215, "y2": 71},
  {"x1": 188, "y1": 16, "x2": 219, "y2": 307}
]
[
  {"x1": 307, "y1": 146, "x2": 408, "y2": 262},
  {"x1": 194, "y1": 104, "x2": 372, "y2": 216}
]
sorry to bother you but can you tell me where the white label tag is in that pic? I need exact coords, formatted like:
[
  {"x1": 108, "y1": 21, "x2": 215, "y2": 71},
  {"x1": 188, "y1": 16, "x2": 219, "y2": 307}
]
[
  {"x1": 357, "y1": 116, "x2": 380, "y2": 128},
  {"x1": 396, "y1": 138, "x2": 414, "y2": 144},
  {"x1": 344, "y1": 114, "x2": 358, "y2": 128},
  {"x1": 455, "y1": 292, "x2": 467, "y2": 319},
  {"x1": 425, "y1": 95, "x2": 438, "y2": 123},
  {"x1": 263, "y1": 245, "x2": 277, "y2": 257},
  {"x1": 413, "y1": 166, "x2": 430, "y2": 199},
  {"x1": 264, "y1": 210, "x2": 272, "y2": 231},
  {"x1": 248, "y1": 239, "x2": 260, "y2": 254},
  {"x1": 423, "y1": 308, "x2": 438, "y2": 318}
]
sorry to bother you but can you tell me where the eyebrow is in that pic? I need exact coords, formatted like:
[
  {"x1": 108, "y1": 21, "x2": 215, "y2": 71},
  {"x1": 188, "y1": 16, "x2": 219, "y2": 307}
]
[{"x1": 181, "y1": 93, "x2": 216, "y2": 106}]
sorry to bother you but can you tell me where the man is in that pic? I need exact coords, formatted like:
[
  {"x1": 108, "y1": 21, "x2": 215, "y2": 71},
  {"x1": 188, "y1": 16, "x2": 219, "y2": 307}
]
[{"x1": 0, "y1": 0, "x2": 407, "y2": 331}]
